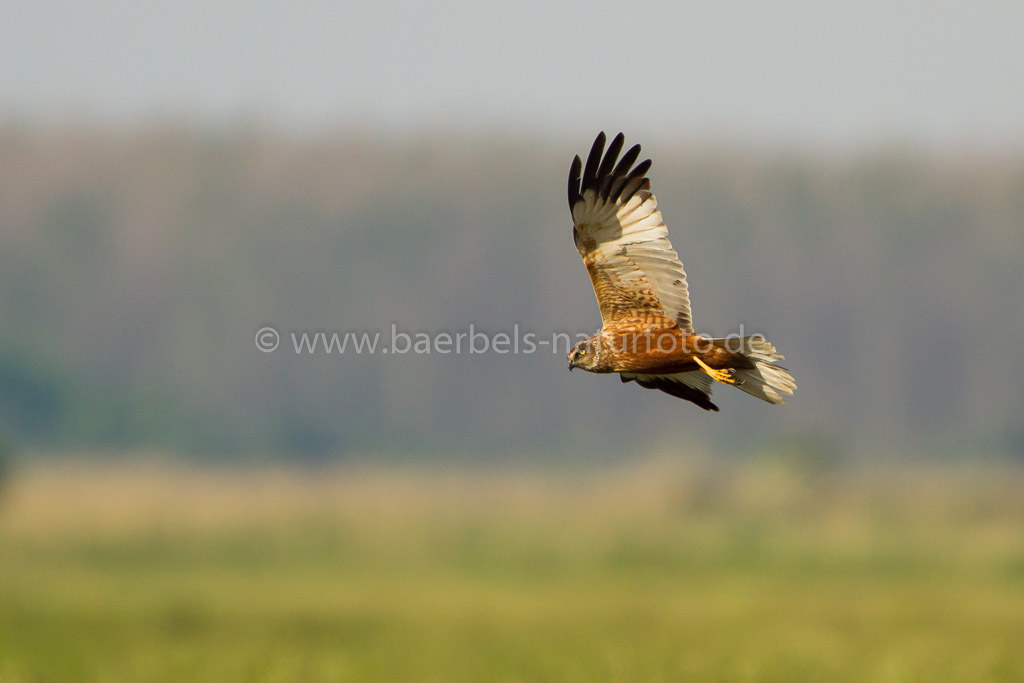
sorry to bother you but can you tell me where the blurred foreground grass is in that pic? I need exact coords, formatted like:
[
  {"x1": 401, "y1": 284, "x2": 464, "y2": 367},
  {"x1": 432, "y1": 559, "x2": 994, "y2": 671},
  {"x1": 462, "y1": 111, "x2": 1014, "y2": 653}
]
[{"x1": 2, "y1": 456, "x2": 1024, "y2": 682}]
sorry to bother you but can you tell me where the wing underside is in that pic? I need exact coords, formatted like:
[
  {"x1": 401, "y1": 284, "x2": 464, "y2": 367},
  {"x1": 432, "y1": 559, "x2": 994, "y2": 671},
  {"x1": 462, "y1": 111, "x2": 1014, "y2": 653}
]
[
  {"x1": 620, "y1": 371, "x2": 719, "y2": 412},
  {"x1": 568, "y1": 132, "x2": 693, "y2": 332}
]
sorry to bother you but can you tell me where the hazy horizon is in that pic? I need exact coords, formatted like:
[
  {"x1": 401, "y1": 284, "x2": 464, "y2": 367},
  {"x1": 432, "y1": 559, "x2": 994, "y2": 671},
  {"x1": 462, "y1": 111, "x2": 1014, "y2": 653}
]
[{"x1": 3, "y1": 1, "x2": 1023, "y2": 150}]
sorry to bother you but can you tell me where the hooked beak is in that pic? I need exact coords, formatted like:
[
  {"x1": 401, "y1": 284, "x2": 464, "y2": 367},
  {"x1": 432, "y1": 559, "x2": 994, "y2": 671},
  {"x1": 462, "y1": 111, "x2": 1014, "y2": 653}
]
[{"x1": 568, "y1": 359, "x2": 574, "y2": 371}]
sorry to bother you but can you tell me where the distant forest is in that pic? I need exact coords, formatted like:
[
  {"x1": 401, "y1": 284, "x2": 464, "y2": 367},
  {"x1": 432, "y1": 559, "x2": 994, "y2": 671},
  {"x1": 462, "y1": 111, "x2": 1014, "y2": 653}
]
[{"x1": 1, "y1": 126, "x2": 1022, "y2": 461}]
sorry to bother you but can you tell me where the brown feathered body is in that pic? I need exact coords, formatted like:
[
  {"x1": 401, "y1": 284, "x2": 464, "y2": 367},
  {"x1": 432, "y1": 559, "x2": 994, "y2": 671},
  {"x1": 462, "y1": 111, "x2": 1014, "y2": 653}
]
[{"x1": 584, "y1": 324, "x2": 753, "y2": 375}]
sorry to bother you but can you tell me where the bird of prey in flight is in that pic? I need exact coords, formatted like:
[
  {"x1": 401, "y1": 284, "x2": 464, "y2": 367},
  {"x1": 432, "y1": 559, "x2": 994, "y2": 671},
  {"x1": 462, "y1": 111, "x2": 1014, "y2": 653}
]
[{"x1": 566, "y1": 132, "x2": 795, "y2": 411}]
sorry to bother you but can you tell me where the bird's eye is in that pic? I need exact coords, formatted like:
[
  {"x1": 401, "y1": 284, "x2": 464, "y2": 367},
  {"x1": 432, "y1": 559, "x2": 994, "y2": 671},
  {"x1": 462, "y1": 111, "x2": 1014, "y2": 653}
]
[{"x1": 578, "y1": 348, "x2": 587, "y2": 356}]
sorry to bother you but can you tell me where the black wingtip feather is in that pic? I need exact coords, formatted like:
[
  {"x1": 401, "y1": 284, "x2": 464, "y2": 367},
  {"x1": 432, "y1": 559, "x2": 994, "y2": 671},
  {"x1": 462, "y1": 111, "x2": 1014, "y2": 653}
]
[
  {"x1": 627, "y1": 158, "x2": 652, "y2": 183},
  {"x1": 595, "y1": 133, "x2": 625, "y2": 191},
  {"x1": 611, "y1": 144, "x2": 641, "y2": 181},
  {"x1": 581, "y1": 131, "x2": 606, "y2": 195},
  {"x1": 568, "y1": 132, "x2": 654, "y2": 210},
  {"x1": 567, "y1": 155, "x2": 582, "y2": 210}
]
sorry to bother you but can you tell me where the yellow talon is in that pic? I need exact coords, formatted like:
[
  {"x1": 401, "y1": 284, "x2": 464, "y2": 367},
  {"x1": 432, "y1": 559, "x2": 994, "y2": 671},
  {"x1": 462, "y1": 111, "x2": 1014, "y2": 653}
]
[{"x1": 694, "y1": 357, "x2": 743, "y2": 385}]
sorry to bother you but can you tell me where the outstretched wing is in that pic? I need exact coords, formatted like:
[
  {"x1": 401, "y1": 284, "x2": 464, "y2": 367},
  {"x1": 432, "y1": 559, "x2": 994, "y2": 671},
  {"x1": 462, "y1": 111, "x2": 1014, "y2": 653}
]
[
  {"x1": 568, "y1": 132, "x2": 693, "y2": 332},
  {"x1": 620, "y1": 371, "x2": 719, "y2": 412}
]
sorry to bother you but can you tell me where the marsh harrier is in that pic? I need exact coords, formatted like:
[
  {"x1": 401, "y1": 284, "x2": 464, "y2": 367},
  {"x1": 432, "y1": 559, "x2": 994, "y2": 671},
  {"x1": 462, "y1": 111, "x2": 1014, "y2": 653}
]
[{"x1": 566, "y1": 132, "x2": 795, "y2": 411}]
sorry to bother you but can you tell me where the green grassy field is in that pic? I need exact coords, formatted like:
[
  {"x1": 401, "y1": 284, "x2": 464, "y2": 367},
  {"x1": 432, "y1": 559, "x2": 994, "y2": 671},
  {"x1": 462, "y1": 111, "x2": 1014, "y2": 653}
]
[{"x1": 2, "y1": 457, "x2": 1024, "y2": 682}]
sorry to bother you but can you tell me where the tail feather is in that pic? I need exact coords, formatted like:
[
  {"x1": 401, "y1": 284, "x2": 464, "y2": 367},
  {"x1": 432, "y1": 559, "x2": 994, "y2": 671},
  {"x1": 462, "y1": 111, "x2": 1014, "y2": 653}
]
[{"x1": 711, "y1": 336, "x2": 796, "y2": 405}]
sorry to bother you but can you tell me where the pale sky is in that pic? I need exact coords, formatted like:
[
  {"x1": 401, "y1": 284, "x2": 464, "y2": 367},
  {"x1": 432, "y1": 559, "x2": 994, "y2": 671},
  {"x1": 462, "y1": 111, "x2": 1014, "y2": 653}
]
[{"x1": 2, "y1": 0, "x2": 1022, "y2": 149}]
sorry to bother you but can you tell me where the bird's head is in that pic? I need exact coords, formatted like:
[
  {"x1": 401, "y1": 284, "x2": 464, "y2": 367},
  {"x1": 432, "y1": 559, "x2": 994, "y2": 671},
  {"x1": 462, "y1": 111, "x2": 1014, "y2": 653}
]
[{"x1": 567, "y1": 338, "x2": 598, "y2": 372}]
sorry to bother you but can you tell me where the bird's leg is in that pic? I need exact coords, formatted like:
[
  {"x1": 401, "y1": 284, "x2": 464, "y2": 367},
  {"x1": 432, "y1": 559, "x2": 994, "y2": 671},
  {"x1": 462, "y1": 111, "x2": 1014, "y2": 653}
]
[{"x1": 694, "y1": 356, "x2": 744, "y2": 385}]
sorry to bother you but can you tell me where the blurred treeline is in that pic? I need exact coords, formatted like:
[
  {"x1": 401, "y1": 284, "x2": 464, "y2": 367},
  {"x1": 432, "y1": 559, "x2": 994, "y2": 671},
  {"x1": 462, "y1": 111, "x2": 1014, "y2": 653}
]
[{"x1": 0, "y1": 126, "x2": 1021, "y2": 461}]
